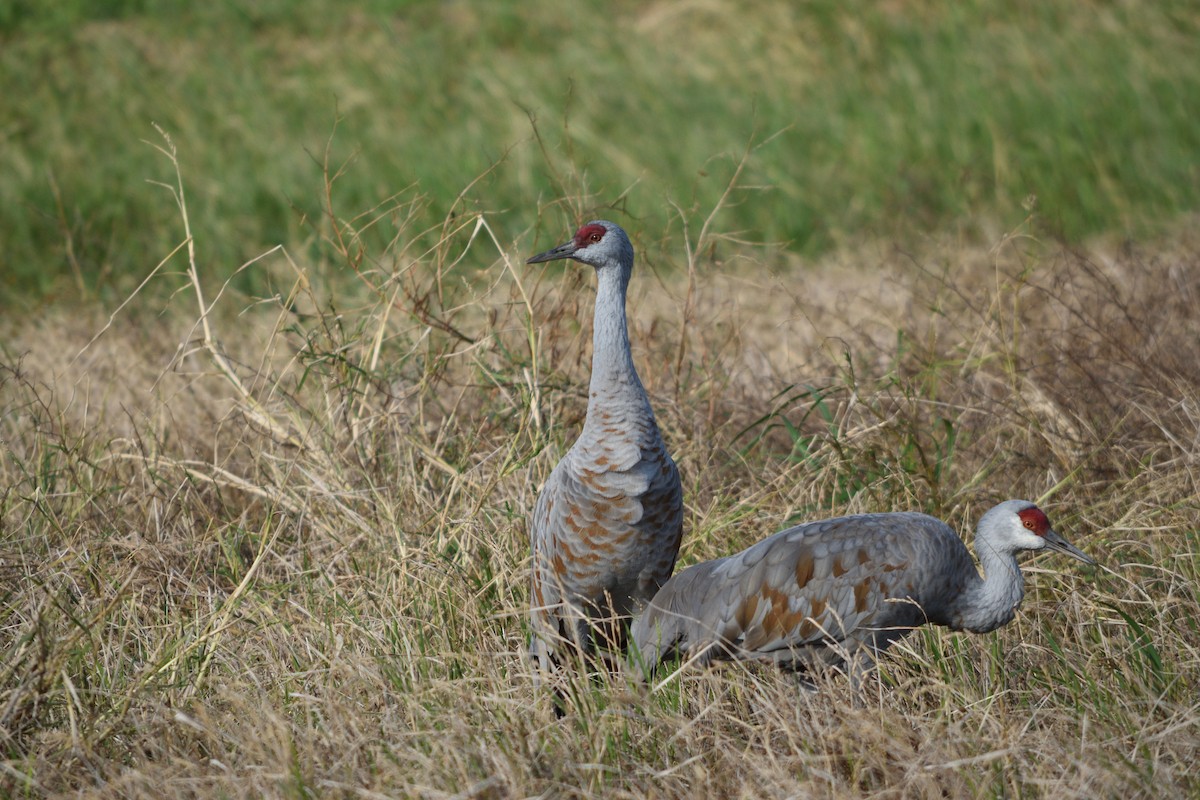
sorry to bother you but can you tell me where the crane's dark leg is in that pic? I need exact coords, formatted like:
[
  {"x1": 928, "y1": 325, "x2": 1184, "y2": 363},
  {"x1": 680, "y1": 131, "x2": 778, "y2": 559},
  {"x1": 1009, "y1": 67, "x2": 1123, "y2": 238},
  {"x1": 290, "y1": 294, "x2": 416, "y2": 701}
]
[{"x1": 790, "y1": 672, "x2": 820, "y2": 693}]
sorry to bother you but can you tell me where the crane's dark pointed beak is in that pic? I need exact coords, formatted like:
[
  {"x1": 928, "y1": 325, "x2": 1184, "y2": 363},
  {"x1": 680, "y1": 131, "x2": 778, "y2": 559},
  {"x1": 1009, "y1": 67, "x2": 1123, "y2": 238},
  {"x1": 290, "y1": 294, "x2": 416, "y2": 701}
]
[
  {"x1": 1042, "y1": 528, "x2": 1096, "y2": 565},
  {"x1": 527, "y1": 240, "x2": 577, "y2": 265}
]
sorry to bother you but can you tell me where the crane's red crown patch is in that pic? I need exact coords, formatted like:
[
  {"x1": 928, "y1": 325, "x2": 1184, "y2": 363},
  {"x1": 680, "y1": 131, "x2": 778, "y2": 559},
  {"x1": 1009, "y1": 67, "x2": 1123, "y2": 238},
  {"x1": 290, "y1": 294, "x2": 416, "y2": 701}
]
[
  {"x1": 574, "y1": 223, "x2": 607, "y2": 247},
  {"x1": 1017, "y1": 506, "x2": 1051, "y2": 536}
]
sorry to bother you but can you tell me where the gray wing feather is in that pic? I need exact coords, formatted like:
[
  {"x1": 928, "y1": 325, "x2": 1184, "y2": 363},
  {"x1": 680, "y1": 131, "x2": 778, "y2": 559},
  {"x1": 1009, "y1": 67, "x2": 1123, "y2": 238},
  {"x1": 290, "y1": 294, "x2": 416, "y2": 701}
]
[
  {"x1": 632, "y1": 512, "x2": 972, "y2": 674},
  {"x1": 531, "y1": 430, "x2": 683, "y2": 664}
]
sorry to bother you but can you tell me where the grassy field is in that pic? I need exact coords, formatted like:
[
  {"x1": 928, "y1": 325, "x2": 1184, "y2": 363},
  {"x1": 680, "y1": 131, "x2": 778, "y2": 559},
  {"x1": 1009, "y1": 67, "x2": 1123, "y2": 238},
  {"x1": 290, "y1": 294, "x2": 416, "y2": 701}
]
[
  {"x1": 2, "y1": 0, "x2": 1199, "y2": 299},
  {"x1": 3, "y1": 2, "x2": 1200, "y2": 798}
]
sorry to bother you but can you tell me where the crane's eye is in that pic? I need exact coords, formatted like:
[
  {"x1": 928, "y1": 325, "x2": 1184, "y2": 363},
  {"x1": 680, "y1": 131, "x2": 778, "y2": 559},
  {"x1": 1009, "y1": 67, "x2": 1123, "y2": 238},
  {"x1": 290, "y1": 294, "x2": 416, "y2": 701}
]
[
  {"x1": 1024, "y1": 520, "x2": 1034, "y2": 529},
  {"x1": 590, "y1": 232, "x2": 602, "y2": 242}
]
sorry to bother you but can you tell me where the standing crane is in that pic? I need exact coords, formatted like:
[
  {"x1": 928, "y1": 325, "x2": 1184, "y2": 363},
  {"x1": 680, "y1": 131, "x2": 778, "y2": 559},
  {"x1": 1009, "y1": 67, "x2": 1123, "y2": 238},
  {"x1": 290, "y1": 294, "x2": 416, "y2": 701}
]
[
  {"x1": 526, "y1": 220, "x2": 684, "y2": 678},
  {"x1": 631, "y1": 500, "x2": 1093, "y2": 686}
]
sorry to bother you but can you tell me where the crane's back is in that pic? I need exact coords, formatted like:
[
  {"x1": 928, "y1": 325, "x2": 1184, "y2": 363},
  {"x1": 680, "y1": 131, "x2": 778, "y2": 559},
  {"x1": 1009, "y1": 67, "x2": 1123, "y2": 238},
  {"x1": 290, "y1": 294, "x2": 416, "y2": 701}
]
[{"x1": 631, "y1": 511, "x2": 978, "y2": 674}]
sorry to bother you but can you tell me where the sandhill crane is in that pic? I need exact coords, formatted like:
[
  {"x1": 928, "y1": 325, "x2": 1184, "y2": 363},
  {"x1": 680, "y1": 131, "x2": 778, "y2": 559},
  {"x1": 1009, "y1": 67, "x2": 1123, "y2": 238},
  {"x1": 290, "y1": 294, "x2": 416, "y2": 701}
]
[
  {"x1": 630, "y1": 500, "x2": 1093, "y2": 686},
  {"x1": 526, "y1": 220, "x2": 684, "y2": 677}
]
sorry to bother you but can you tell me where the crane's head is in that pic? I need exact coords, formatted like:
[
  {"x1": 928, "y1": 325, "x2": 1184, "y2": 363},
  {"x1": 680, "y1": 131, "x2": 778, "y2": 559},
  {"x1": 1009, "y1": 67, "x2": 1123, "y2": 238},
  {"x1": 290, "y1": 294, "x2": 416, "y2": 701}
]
[
  {"x1": 526, "y1": 220, "x2": 634, "y2": 272},
  {"x1": 979, "y1": 500, "x2": 1095, "y2": 564}
]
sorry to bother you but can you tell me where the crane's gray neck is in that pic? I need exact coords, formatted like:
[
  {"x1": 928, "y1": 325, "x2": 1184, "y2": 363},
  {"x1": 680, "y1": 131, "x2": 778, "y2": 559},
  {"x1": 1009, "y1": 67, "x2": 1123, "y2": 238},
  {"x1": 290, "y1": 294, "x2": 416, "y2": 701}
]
[
  {"x1": 587, "y1": 265, "x2": 647, "y2": 409},
  {"x1": 953, "y1": 540, "x2": 1024, "y2": 633}
]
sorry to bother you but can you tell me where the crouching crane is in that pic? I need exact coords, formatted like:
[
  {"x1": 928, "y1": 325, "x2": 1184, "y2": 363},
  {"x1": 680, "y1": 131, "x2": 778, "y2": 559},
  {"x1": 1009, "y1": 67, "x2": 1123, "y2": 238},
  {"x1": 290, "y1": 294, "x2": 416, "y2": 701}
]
[{"x1": 630, "y1": 500, "x2": 1094, "y2": 686}]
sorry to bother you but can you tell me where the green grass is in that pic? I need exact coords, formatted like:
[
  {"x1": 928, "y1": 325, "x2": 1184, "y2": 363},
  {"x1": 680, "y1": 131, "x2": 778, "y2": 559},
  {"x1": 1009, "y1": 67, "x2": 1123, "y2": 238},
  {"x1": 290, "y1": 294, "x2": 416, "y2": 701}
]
[{"x1": 3, "y1": 0, "x2": 1199, "y2": 299}]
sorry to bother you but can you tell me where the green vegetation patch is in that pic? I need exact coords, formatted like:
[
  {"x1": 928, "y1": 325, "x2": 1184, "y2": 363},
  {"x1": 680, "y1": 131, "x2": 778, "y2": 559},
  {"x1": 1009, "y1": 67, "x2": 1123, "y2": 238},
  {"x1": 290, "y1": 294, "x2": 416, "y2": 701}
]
[{"x1": 2, "y1": 0, "x2": 1199, "y2": 299}]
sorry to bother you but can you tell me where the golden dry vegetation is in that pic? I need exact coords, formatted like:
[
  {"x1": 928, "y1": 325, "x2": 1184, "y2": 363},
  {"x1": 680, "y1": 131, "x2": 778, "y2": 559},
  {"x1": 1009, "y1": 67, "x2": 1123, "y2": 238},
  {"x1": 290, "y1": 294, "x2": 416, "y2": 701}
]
[{"x1": 2, "y1": 146, "x2": 1199, "y2": 797}]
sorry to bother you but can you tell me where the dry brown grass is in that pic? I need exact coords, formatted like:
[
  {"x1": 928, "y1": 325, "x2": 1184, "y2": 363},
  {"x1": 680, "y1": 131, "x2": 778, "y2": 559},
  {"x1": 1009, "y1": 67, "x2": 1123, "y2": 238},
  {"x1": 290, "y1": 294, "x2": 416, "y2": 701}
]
[{"x1": 2, "y1": 145, "x2": 1198, "y2": 797}]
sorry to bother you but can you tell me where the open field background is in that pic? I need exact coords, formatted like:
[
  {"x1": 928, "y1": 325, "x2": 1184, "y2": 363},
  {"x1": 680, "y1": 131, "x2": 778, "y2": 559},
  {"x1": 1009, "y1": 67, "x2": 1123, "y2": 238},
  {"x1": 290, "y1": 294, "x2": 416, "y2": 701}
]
[
  {"x1": 3, "y1": 2, "x2": 1200, "y2": 798},
  {"x1": 2, "y1": 0, "x2": 1199, "y2": 300}
]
